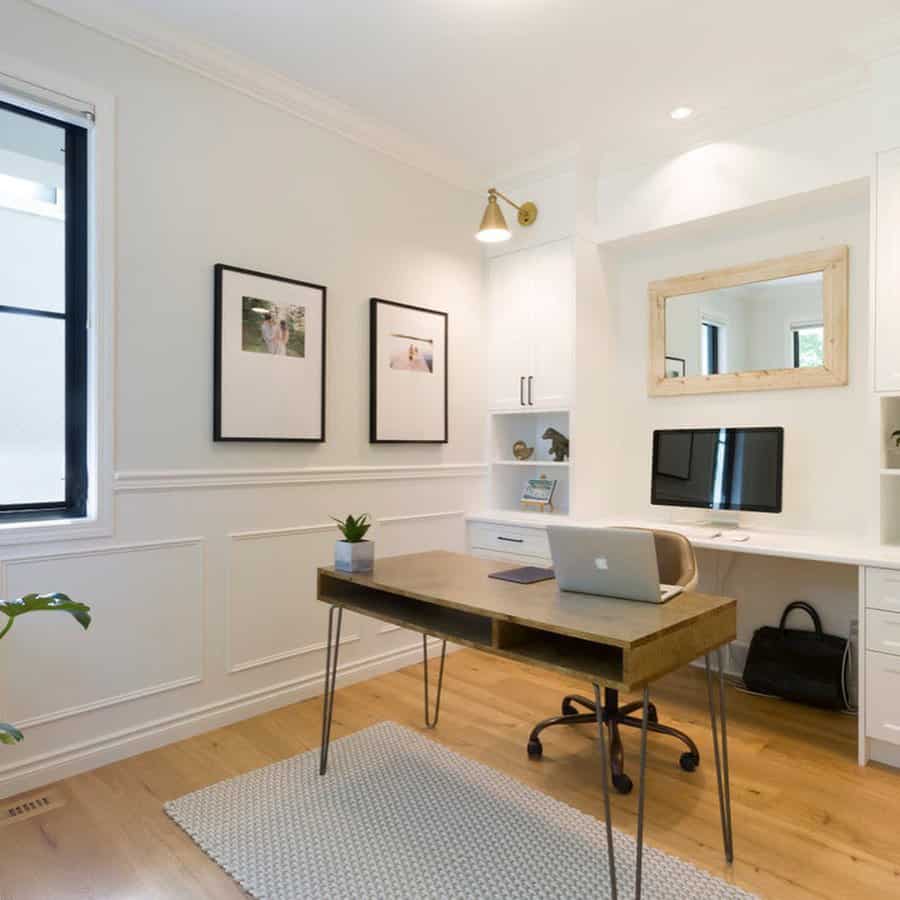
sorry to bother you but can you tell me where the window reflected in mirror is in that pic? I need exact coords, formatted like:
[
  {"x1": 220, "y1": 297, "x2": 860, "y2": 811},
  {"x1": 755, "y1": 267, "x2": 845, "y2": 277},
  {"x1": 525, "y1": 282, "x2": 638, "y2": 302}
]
[{"x1": 664, "y1": 271, "x2": 824, "y2": 378}]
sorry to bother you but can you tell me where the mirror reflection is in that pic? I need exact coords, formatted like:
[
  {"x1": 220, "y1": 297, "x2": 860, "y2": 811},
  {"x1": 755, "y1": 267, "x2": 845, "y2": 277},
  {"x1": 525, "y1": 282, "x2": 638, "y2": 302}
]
[{"x1": 664, "y1": 272, "x2": 824, "y2": 378}]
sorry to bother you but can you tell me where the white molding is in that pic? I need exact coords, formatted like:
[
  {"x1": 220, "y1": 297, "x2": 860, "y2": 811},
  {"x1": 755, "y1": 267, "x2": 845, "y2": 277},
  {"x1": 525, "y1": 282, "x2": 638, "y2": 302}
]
[
  {"x1": 225, "y1": 513, "x2": 462, "y2": 671},
  {"x1": 14, "y1": 675, "x2": 202, "y2": 730},
  {"x1": 377, "y1": 510, "x2": 466, "y2": 525},
  {"x1": 0, "y1": 637, "x2": 459, "y2": 798},
  {"x1": 115, "y1": 464, "x2": 487, "y2": 492},
  {"x1": 0, "y1": 536, "x2": 205, "y2": 564},
  {"x1": 225, "y1": 523, "x2": 356, "y2": 673},
  {"x1": 2, "y1": 538, "x2": 207, "y2": 727},
  {"x1": 230, "y1": 522, "x2": 335, "y2": 542},
  {"x1": 228, "y1": 635, "x2": 362, "y2": 676},
  {"x1": 26, "y1": 0, "x2": 480, "y2": 191}
]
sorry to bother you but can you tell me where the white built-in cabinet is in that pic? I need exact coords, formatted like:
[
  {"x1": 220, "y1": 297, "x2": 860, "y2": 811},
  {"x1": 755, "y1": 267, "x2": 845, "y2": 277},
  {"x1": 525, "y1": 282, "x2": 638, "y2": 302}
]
[
  {"x1": 875, "y1": 148, "x2": 900, "y2": 392},
  {"x1": 487, "y1": 238, "x2": 575, "y2": 410}
]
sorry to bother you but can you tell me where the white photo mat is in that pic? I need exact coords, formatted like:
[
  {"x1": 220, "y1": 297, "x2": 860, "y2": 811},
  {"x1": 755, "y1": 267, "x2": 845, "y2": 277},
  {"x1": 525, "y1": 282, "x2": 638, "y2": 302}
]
[
  {"x1": 370, "y1": 298, "x2": 448, "y2": 443},
  {"x1": 214, "y1": 265, "x2": 326, "y2": 441}
]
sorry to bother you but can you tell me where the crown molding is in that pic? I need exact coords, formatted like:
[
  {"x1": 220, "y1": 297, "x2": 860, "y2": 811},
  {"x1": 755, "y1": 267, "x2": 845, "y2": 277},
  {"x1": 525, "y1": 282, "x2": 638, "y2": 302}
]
[{"x1": 27, "y1": 0, "x2": 482, "y2": 191}]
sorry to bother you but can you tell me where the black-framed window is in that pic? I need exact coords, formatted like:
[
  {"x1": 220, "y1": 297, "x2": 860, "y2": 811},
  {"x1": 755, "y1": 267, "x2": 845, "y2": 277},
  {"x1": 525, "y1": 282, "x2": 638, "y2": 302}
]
[
  {"x1": 701, "y1": 321, "x2": 721, "y2": 375},
  {"x1": 0, "y1": 99, "x2": 88, "y2": 522}
]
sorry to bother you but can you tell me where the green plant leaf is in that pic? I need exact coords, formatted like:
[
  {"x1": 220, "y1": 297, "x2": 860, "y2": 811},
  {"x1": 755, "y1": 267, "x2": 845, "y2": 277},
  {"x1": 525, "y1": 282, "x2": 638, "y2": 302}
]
[
  {"x1": 0, "y1": 723, "x2": 23, "y2": 745},
  {"x1": 330, "y1": 514, "x2": 371, "y2": 543},
  {"x1": 0, "y1": 592, "x2": 91, "y2": 637}
]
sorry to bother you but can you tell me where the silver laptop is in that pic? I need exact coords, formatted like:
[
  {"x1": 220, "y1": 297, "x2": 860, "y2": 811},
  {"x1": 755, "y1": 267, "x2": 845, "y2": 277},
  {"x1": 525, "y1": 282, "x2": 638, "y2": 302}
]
[{"x1": 547, "y1": 526, "x2": 683, "y2": 603}]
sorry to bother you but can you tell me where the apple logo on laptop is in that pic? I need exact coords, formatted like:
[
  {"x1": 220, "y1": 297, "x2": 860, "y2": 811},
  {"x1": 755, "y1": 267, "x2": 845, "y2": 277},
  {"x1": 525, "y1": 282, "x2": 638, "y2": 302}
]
[{"x1": 594, "y1": 557, "x2": 609, "y2": 571}]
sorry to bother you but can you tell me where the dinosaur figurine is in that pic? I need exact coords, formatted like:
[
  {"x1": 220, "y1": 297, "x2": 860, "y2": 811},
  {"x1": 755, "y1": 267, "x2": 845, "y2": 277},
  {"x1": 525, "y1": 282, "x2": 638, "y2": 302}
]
[{"x1": 542, "y1": 427, "x2": 569, "y2": 462}]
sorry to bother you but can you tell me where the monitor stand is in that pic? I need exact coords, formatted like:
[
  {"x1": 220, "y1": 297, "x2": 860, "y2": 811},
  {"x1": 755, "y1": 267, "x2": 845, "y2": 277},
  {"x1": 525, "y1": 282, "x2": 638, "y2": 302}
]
[{"x1": 672, "y1": 510, "x2": 751, "y2": 542}]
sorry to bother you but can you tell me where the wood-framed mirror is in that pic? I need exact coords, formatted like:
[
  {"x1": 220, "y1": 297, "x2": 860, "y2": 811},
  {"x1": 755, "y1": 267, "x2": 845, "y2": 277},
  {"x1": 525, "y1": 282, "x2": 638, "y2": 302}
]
[{"x1": 648, "y1": 246, "x2": 848, "y2": 396}]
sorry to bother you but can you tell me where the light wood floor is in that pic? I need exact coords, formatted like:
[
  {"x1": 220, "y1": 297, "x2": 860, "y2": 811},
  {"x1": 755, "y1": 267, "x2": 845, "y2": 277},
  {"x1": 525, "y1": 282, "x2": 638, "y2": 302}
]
[{"x1": 2, "y1": 650, "x2": 899, "y2": 899}]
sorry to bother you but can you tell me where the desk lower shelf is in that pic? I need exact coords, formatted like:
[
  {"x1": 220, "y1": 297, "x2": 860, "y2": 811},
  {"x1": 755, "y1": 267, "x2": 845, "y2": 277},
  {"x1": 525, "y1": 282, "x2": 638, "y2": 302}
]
[{"x1": 318, "y1": 569, "x2": 732, "y2": 690}]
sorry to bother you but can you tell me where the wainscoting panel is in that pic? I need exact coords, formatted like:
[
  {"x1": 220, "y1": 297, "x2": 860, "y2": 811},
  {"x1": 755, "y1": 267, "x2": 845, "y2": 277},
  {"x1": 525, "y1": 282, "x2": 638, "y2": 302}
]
[
  {"x1": 0, "y1": 540, "x2": 205, "y2": 728},
  {"x1": 227, "y1": 525, "x2": 361, "y2": 674}
]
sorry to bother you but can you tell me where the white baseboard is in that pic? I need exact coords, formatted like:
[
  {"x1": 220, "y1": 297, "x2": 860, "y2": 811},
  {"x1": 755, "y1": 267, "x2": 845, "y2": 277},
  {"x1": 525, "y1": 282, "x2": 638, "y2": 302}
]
[
  {"x1": 868, "y1": 736, "x2": 900, "y2": 769},
  {"x1": 0, "y1": 638, "x2": 458, "y2": 800}
]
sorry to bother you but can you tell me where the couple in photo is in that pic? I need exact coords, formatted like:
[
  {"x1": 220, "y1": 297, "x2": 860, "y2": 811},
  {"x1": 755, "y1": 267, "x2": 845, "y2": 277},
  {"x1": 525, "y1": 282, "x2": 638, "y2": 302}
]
[{"x1": 260, "y1": 313, "x2": 290, "y2": 355}]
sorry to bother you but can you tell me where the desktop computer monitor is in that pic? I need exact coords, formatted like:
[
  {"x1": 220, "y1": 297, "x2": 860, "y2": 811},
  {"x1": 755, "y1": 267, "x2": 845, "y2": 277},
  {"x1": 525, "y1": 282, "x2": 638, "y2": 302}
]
[{"x1": 651, "y1": 427, "x2": 783, "y2": 514}]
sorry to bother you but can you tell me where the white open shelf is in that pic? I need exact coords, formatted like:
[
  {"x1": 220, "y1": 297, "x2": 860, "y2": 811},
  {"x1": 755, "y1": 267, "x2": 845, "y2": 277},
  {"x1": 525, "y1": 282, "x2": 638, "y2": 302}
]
[
  {"x1": 487, "y1": 409, "x2": 571, "y2": 515},
  {"x1": 492, "y1": 459, "x2": 569, "y2": 467}
]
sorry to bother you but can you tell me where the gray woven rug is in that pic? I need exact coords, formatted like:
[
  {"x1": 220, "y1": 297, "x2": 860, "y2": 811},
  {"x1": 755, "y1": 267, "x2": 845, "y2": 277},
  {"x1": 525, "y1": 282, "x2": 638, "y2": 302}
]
[{"x1": 165, "y1": 721, "x2": 755, "y2": 899}]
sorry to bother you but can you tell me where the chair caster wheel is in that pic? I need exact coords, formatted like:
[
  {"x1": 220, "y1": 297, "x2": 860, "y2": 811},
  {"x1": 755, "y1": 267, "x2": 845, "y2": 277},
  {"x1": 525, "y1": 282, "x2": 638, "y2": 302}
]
[
  {"x1": 647, "y1": 704, "x2": 659, "y2": 724},
  {"x1": 612, "y1": 773, "x2": 633, "y2": 794},
  {"x1": 527, "y1": 739, "x2": 543, "y2": 759},
  {"x1": 679, "y1": 752, "x2": 699, "y2": 773},
  {"x1": 562, "y1": 702, "x2": 578, "y2": 716}
]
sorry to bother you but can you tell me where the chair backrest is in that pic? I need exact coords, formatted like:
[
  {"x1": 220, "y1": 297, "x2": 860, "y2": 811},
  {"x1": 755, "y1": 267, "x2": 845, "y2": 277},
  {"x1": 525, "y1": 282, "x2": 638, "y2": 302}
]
[{"x1": 651, "y1": 529, "x2": 698, "y2": 591}]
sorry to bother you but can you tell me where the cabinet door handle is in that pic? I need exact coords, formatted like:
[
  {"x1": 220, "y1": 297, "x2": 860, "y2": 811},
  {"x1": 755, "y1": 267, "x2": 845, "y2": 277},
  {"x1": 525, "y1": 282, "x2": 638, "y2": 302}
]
[
  {"x1": 520, "y1": 376, "x2": 525, "y2": 406},
  {"x1": 527, "y1": 376, "x2": 534, "y2": 406},
  {"x1": 497, "y1": 536, "x2": 524, "y2": 543}
]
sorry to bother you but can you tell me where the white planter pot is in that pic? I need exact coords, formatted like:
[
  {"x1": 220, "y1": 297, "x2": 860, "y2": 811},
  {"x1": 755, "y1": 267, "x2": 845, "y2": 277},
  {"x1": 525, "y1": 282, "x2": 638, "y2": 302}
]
[{"x1": 334, "y1": 540, "x2": 374, "y2": 573}]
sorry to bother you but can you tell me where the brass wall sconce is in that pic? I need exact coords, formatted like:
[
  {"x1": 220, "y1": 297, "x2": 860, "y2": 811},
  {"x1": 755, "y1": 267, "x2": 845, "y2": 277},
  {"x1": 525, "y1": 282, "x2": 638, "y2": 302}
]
[{"x1": 475, "y1": 187, "x2": 538, "y2": 243}]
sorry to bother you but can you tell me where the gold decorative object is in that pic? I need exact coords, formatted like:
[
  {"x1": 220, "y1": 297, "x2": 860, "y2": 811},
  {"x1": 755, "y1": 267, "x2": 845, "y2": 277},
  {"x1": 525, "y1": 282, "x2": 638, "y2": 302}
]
[
  {"x1": 475, "y1": 188, "x2": 538, "y2": 243},
  {"x1": 512, "y1": 440, "x2": 534, "y2": 461}
]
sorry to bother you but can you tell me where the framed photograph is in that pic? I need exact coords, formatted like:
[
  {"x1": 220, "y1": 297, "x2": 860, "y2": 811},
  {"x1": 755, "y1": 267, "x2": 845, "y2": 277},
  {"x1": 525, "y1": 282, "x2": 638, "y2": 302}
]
[
  {"x1": 214, "y1": 264, "x2": 326, "y2": 441},
  {"x1": 665, "y1": 355, "x2": 686, "y2": 378},
  {"x1": 370, "y1": 298, "x2": 448, "y2": 443},
  {"x1": 522, "y1": 478, "x2": 557, "y2": 504}
]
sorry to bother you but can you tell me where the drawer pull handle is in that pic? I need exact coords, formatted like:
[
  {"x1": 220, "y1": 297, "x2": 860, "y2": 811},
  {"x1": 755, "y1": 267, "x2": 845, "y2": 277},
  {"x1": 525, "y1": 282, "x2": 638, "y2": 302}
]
[
  {"x1": 497, "y1": 536, "x2": 524, "y2": 543},
  {"x1": 883, "y1": 640, "x2": 900, "y2": 648},
  {"x1": 883, "y1": 723, "x2": 900, "y2": 732}
]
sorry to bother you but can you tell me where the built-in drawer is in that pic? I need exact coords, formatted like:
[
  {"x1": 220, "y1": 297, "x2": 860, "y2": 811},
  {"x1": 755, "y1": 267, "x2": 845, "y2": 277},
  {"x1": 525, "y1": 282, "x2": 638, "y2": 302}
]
[
  {"x1": 866, "y1": 651, "x2": 900, "y2": 745},
  {"x1": 866, "y1": 609, "x2": 900, "y2": 657},
  {"x1": 865, "y1": 567, "x2": 900, "y2": 613},
  {"x1": 468, "y1": 522, "x2": 551, "y2": 561}
]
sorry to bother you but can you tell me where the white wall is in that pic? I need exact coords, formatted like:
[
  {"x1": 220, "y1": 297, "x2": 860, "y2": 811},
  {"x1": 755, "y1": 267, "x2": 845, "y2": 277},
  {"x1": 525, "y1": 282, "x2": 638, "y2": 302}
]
[
  {"x1": 595, "y1": 92, "x2": 872, "y2": 243},
  {"x1": 577, "y1": 179, "x2": 873, "y2": 655},
  {"x1": 590, "y1": 181, "x2": 871, "y2": 536},
  {"x1": 0, "y1": 0, "x2": 486, "y2": 797}
]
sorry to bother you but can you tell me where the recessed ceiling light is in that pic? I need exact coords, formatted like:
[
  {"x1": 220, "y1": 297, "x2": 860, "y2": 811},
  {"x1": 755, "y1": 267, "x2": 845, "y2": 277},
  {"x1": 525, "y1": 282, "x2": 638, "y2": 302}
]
[{"x1": 670, "y1": 106, "x2": 694, "y2": 121}]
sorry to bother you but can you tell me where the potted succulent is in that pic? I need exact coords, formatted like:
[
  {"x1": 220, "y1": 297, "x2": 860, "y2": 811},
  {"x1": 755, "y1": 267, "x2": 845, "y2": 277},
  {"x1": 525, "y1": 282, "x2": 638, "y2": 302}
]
[
  {"x1": 1, "y1": 592, "x2": 91, "y2": 746},
  {"x1": 332, "y1": 513, "x2": 374, "y2": 573}
]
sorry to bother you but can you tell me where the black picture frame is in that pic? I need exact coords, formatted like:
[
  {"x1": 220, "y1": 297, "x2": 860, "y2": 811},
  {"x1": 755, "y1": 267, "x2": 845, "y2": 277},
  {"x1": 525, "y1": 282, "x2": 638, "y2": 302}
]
[
  {"x1": 370, "y1": 297, "x2": 448, "y2": 444},
  {"x1": 214, "y1": 264, "x2": 327, "y2": 442},
  {"x1": 665, "y1": 355, "x2": 686, "y2": 378}
]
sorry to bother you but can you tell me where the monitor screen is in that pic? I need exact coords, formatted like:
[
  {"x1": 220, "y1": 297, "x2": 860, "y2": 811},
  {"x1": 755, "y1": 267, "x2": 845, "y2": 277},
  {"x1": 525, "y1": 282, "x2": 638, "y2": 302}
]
[{"x1": 651, "y1": 427, "x2": 783, "y2": 513}]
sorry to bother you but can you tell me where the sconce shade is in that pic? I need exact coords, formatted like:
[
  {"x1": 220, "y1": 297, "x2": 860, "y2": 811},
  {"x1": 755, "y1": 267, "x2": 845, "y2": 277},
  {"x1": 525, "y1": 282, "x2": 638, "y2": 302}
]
[{"x1": 475, "y1": 193, "x2": 511, "y2": 243}]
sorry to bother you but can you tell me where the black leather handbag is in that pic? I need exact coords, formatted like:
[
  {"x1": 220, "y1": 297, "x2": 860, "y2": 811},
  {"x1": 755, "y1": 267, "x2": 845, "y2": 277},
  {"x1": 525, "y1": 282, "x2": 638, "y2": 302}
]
[{"x1": 742, "y1": 601, "x2": 848, "y2": 710}]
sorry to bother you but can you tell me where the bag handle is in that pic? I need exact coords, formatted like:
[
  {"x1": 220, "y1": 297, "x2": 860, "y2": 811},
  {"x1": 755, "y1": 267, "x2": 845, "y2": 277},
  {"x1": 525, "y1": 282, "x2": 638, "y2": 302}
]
[{"x1": 779, "y1": 601, "x2": 824, "y2": 638}]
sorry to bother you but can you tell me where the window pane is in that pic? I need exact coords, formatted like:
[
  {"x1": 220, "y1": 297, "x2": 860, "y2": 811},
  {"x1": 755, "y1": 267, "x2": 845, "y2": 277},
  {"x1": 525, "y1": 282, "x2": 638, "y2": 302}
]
[
  {"x1": 0, "y1": 312, "x2": 66, "y2": 505},
  {"x1": 0, "y1": 107, "x2": 66, "y2": 313},
  {"x1": 794, "y1": 325, "x2": 824, "y2": 368}
]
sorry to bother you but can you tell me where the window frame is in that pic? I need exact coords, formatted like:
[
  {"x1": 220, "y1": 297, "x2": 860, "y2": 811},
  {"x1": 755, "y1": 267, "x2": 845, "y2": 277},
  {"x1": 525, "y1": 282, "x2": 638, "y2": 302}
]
[
  {"x1": 0, "y1": 99, "x2": 89, "y2": 524},
  {"x1": 0, "y1": 54, "x2": 114, "y2": 545}
]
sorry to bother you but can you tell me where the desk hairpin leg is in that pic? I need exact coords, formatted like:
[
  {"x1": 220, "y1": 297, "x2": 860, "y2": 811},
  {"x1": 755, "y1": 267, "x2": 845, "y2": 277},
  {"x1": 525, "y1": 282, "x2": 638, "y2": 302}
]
[
  {"x1": 422, "y1": 635, "x2": 447, "y2": 729},
  {"x1": 593, "y1": 683, "x2": 651, "y2": 900},
  {"x1": 705, "y1": 647, "x2": 734, "y2": 863},
  {"x1": 318, "y1": 605, "x2": 343, "y2": 776}
]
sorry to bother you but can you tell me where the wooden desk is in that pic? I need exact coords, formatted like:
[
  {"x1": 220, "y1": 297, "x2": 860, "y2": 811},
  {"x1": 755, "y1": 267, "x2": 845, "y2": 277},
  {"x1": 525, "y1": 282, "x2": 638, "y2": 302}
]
[{"x1": 317, "y1": 550, "x2": 737, "y2": 899}]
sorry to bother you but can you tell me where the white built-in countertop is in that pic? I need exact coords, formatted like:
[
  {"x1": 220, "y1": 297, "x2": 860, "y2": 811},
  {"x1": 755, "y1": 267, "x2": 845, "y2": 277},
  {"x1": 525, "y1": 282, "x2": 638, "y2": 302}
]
[{"x1": 466, "y1": 509, "x2": 900, "y2": 571}]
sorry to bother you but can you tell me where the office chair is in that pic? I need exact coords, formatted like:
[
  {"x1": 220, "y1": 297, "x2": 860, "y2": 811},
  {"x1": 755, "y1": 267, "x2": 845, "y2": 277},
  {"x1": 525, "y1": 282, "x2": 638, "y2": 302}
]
[{"x1": 526, "y1": 528, "x2": 702, "y2": 794}]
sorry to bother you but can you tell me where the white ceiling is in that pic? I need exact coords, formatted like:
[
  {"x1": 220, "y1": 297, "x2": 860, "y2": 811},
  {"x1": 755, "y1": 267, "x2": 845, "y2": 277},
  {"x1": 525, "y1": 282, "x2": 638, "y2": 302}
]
[{"x1": 35, "y1": 0, "x2": 900, "y2": 182}]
